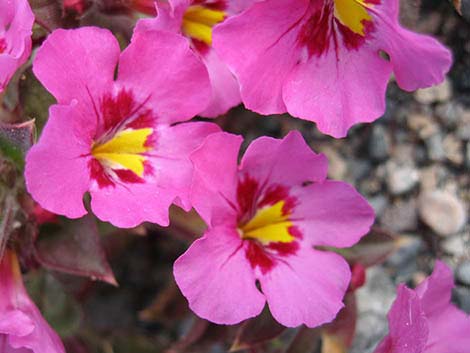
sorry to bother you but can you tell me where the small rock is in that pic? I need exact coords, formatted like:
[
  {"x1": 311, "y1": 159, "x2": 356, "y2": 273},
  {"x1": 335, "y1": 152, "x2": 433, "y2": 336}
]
[
  {"x1": 457, "y1": 110, "x2": 470, "y2": 140},
  {"x1": 425, "y1": 133, "x2": 446, "y2": 162},
  {"x1": 368, "y1": 195, "x2": 388, "y2": 218},
  {"x1": 381, "y1": 199, "x2": 418, "y2": 233},
  {"x1": 435, "y1": 102, "x2": 464, "y2": 129},
  {"x1": 414, "y1": 78, "x2": 452, "y2": 104},
  {"x1": 453, "y1": 286, "x2": 470, "y2": 314},
  {"x1": 465, "y1": 141, "x2": 470, "y2": 170},
  {"x1": 456, "y1": 262, "x2": 470, "y2": 286},
  {"x1": 386, "y1": 236, "x2": 423, "y2": 267},
  {"x1": 369, "y1": 125, "x2": 391, "y2": 162},
  {"x1": 442, "y1": 235, "x2": 469, "y2": 258},
  {"x1": 443, "y1": 134, "x2": 464, "y2": 165},
  {"x1": 386, "y1": 162, "x2": 419, "y2": 195},
  {"x1": 407, "y1": 113, "x2": 439, "y2": 139},
  {"x1": 419, "y1": 165, "x2": 440, "y2": 191},
  {"x1": 418, "y1": 191, "x2": 467, "y2": 236},
  {"x1": 321, "y1": 147, "x2": 347, "y2": 180}
]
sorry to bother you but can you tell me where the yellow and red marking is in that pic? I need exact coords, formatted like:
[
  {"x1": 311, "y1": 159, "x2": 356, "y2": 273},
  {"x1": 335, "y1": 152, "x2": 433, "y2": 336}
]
[
  {"x1": 298, "y1": 0, "x2": 378, "y2": 57},
  {"x1": 182, "y1": 2, "x2": 226, "y2": 46},
  {"x1": 89, "y1": 90, "x2": 156, "y2": 188},
  {"x1": 237, "y1": 177, "x2": 301, "y2": 273}
]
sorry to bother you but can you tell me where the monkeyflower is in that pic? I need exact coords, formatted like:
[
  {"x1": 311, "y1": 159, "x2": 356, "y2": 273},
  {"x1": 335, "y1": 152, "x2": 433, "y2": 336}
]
[
  {"x1": 25, "y1": 27, "x2": 218, "y2": 228},
  {"x1": 0, "y1": 250, "x2": 66, "y2": 353},
  {"x1": 174, "y1": 131, "x2": 374, "y2": 327},
  {"x1": 375, "y1": 261, "x2": 470, "y2": 353},
  {"x1": 135, "y1": 0, "x2": 250, "y2": 117},
  {"x1": 213, "y1": 0, "x2": 452, "y2": 137},
  {"x1": 0, "y1": 0, "x2": 34, "y2": 92}
]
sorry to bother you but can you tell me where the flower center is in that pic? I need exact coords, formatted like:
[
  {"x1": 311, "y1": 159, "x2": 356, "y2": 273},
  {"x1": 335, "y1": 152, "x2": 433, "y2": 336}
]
[
  {"x1": 333, "y1": 0, "x2": 372, "y2": 36},
  {"x1": 239, "y1": 200, "x2": 295, "y2": 244},
  {"x1": 91, "y1": 127, "x2": 153, "y2": 178},
  {"x1": 182, "y1": 5, "x2": 226, "y2": 45}
]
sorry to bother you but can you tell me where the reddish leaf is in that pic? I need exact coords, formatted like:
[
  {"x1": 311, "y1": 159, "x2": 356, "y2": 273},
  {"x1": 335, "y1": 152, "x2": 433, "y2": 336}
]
[
  {"x1": 285, "y1": 326, "x2": 321, "y2": 353},
  {"x1": 321, "y1": 292, "x2": 357, "y2": 353},
  {"x1": 231, "y1": 306, "x2": 286, "y2": 352},
  {"x1": 321, "y1": 227, "x2": 398, "y2": 268},
  {"x1": 0, "y1": 195, "x2": 17, "y2": 259},
  {"x1": 34, "y1": 215, "x2": 117, "y2": 285}
]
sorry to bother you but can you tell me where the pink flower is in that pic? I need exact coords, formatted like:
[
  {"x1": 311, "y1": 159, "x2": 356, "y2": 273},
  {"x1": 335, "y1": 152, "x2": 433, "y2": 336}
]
[
  {"x1": 213, "y1": 0, "x2": 452, "y2": 137},
  {"x1": 0, "y1": 250, "x2": 66, "y2": 353},
  {"x1": 0, "y1": 0, "x2": 34, "y2": 92},
  {"x1": 374, "y1": 261, "x2": 470, "y2": 353},
  {"x1": 174, "y1": 131, "x2": 374, "y2": 327},
  {"x1": 25, "y1": 27, "x2": 218, "y2": 228},
  {"x1": 135, "y1": 0, "x2": 251, "y2": 117}
]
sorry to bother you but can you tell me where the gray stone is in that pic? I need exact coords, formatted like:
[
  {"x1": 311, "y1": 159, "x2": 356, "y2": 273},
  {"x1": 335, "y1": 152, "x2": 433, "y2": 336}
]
[
  {"x1": 418, "y1": 191, "x2": 468, "y2": 237},
  {"x1": 425, "y1": 133, "x2": 446, "y2": 162},
  {"x1": 386, "y1": 236, "x2": 424, "y2": 268},
  {"x1": 380, "y1": 199, "x2": 418, "y2": 233},
  {"x1": 453, "y1": 286, "x2": 470, "y2": 314},
  {"x1": 386, "y1": 162, "x2": 419, "y2": 195},
  {"x1": 442, "y1": 235, "x2": 470, "y2": 258},
  {"x1": 456, "y1": 262, "x2": 470, "y2": 286},
  {"x1": 407, "y1": 113, "x2": 439, "y2": 139},
  {"x1": 368, "y1": 195, "x2": 388, "y2": 218},
  {"x1": 443, "y1": 134, "x2": 464, "y2": 165},
  {"x1": 435, "y1": 102, "x2": 464, "y2": 129},
  {"x1": 414, "y1": 78, "x2": 452, "y2": 104},
  {"x1": 369, "y1": 125, "x2": 390, "y2": 162}
]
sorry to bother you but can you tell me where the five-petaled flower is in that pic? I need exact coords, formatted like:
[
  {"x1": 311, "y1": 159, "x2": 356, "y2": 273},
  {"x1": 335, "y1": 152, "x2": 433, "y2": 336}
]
[
  {"x1": 374, "y1": 261, "x2": 470, "y2": 353},
  {"x1": 135, "y1": 0, "x2": 251, "y2": 117},
  {"x1": 0, "y1": 251, "x2": 66, "y2": 353},
  {"x1": 25, "y1": 27, "x2": 219, "y2": 228},
  {"x1": 0, "y1": 0, "x2": 34, "y2": 92},
  {"x1": 174, "y1": 131, "x2": 375, "y2": 327},
  {"x1": 213, "y1": 0, "x2": 452, "y2": 137}
]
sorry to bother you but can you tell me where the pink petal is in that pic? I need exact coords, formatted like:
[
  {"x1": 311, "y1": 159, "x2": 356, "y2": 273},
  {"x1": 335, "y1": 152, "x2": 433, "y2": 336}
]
[
  {"x1": 90, "y1": 182, "x2": 175, "y2": 228},
  {"x1": 153, "y1": 121, "x2": 220, "y2": 211},
  {"x1": 291, "y1": 181, "x2": 375, "y2": 247},
  {"x1": 240, "y1": 130, "x2": 328, "y2": 187},
  {"x1": 283, "y1": 45, "x2": 391, "y2": 138},
  {"x1": 190, "y1": 132, "x2": 242, "y2": 226},
  {"x1": 32, "y1": 27, "x2": 119, "y2": 115},
  {"x1": 174, "y1": 227, "x2": 265, "y2": 324},
  {"x1": 415, "y1": 260, "x2": 453, "y2": 317},
  {"x1": 213, "y1": 0, "x2": 308, "y2": 114},
  {"x1": 374, "y1": 285, "x2": 429, "y2": 353},
  {"x1": 25, "y1": 103, "x2": 93, "y2": 219},
  {"x1": 259, "y1": 248, "x2": 351, "y2": 328},
  {"x1": 199, "y1": 48, "x2": 241, "y2": 118},
  {"x1": 118, "y1": 30, "x2": 211, "y2": 124},
  {"x1": 0, "y1": 311, "x2": 35, "y2": 337},
  {"x1": 373, "y1": 5, "x2": 452, "y2": 91}
]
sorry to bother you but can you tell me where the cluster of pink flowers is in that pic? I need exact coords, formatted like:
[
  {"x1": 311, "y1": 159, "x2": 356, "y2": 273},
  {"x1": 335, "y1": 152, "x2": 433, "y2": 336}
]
[{"x1": 1, "y1": 0, "x2": 467, "y2": 351}]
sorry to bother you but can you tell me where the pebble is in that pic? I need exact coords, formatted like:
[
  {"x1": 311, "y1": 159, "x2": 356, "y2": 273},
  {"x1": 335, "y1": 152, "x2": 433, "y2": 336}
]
[
  {"x1": 456, "y1": 261, "x2": 470, "y2": 286},
  {"x1": 407, "y1": 113, "x2": 439, "y2": 139},
  {"x1": 418, "y1": 191, "x2": 467, "y2": 236},
  {"x1": 442, "y1": 235, "x2": 470, "y2": 258},
  {"x1": 369, "y1": 125, "x2": 390, "y2": 162},
  {"x1": 386, "y1": 236, "x2": 423, "y2": 267},
  {"x1": 380, "y1": 200, "x2": 418, "y2": 233},
  {"x1": 321, "y1": 147, "x2": 347, "y2": 180},
  {"x1": 435, "y1": 102, "x2": 464, "y2": 129},
  {"x1": 368, "y1": 195, "x2": 388, "y2": 218},
  {"x1": 414, "y1": 78, "x2": 452, "y2": 104},
  {"x1": 453, "y1": 286, "x2": 470, "y2": 314},
  {"x1": 386, "y1": 162, "x2": 419, "y2": 195},
  {"x1": 443, "y1": 134, "x2": 464, "y2": 165},
  {"x1": 425, "y1": 133, "x2": 446, "y2": 162}
]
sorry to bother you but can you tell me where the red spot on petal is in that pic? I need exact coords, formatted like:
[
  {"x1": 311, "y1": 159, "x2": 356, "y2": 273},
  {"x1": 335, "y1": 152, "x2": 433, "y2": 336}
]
[
  {"x1": 349, "y1": 263, "x2": 366, "y2": 292},
  {"x1": 192, "y1": 0, "x2": 228, "y2": 11},
  {"x1": 89, "y1": 159, "x2": 115, "y2": 188},
  {"x1": 100, "y1": 90, "x2": 134, "y2": 134},
  {"x1": 0, "y1": 38, "x2": 6, "y2": 54},
  {"x1": 259, "y1": 184, "x2": 297, "y2": 216},
  {"x1": 191, "y1": 39, "x2": 211, "y2": 56},
  {"x1": 245, "y1": 241, "x2": 275, "y2": 274},
  {"x1": 237, "y1": 176, "x2": 259, "y2": 220},
  {"x1": 267, "y1": 240, "x2": 299, "y2": 257},
  {"x1": 114, "y1": 169, "x2": 145, "y2": 184}
]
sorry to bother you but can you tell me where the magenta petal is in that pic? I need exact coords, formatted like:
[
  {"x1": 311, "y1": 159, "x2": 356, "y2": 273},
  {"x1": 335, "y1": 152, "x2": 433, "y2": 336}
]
[
  {"x1": 190, "y1": 132, "x2": 242, "y2": 226},
  {"x1": 32, "y1": 27, "x2": 119, "y2": 114},
  {"x1": 174, "y1": 227, "x2": 265, "y2": 324},
  {"x1": 153, "y1": 121, "x2": 220, "y2": 211},
  {"x1": 199, "y1": 48, "x2": 241, "y2": 118},
  {"x1": 259, "y1": 248, "x2": 350, "y2": 328},
  {"x1": 415, "y1": 260, "x2": 454, "y2": 317},
  {"x1": 0, "y1": 311, "x2": 34, "y2": 337},
  {"x1": 374, "y1": 285, "x2": 429, "y2": 353},
  {"x1": 90, "y1": 182, "x2": 175, "y2": 228},
  {"x1": 213, "y1": 0, "x2": 307, "y2": 114},
  {"x1": 292, "y1": 180, "x2": 375, "y2": 247},
  {"x1": 240, "y1": 130, "x2": 328, "y2": 187},
  {"x1": 25, "y1": 104, "x2": 92, "y2": 219},
  {"x1": 283, "y1": 46, "x2": 391, "y2": 138},
  {"x1": 376, "y1": 20, "x2": 452, "y2": 91},
  {"x1": 119, "y1": 30, "x2": 211, "y2": 124}
]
